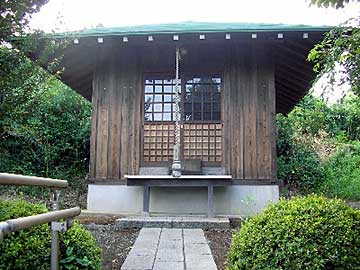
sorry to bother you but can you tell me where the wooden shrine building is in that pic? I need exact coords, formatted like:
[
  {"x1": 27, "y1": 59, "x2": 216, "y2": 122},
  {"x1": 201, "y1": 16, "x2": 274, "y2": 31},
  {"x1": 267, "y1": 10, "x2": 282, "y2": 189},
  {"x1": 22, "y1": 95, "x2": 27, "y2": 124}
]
[{"x1": 41, "y1": 22, "x2": 329, "y2": 216}]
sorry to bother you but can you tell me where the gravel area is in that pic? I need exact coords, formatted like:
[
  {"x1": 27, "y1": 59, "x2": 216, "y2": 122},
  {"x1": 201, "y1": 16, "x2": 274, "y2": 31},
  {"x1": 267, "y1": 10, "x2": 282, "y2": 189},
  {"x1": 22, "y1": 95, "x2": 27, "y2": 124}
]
[
  {"x1": 204, "y1": 229, "x2": 235, "y2": 270},
  {"x1": 84, "y1": 224, "x2": 140, "y2": 270}
]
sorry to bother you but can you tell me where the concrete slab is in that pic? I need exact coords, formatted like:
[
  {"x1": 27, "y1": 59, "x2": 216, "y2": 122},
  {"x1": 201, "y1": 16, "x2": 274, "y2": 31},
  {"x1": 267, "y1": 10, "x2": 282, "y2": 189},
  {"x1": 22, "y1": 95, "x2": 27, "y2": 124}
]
[
  {"x1": 183, "y1": 229, "x2": 207, "y2": 244},
  {"x1": 158, "y1": 239, "x2": 182, "y2": 249},
  {"x1": 117, "y1": 216, "x2": 230, "y2": 229},
  {"x1": 153, "y1": 261, "x2": 184, "y2": 270},
  {"x1": 161, "y1": 228, "x2": 182, "y2": 240},
  {"x1": 156, "y1": 249, "x2": 184, "y2": 262},
  {"x1": 121, "y1": 254, "x2": 155, "y2": 270},
  {"x1": 128, "y1": 245, "x2": 157, "y2": 257},
  {"x1": 185, "y1": 255, "x2": 218, "y2": 270},
  {"x1": 121, "y1": 227, "x2": 217, "y2": 270},
  {"x1": 184, "y1": 243, "x2": 212, "y2": 255}
]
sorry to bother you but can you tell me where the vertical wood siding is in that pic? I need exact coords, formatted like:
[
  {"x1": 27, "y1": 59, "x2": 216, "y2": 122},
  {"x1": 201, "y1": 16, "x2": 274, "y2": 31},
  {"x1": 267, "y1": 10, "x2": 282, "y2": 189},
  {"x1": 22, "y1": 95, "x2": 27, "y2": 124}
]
[
  {"x1": 90, "y1": 47, "x2": 142, "y2": 179},
  {"x1": 223, "y1": 44, "x2": 276, "y2": 180},
  {"x1": 89, "y1": 43, "x2": 276, "y2": 181}
]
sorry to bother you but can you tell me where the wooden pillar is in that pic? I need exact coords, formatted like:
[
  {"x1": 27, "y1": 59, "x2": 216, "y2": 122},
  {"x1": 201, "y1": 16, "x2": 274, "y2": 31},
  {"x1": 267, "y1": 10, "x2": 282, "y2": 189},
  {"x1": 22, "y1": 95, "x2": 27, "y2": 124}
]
[{"x1": 207, "y1": 185, "x2": 214, "y2": 218}]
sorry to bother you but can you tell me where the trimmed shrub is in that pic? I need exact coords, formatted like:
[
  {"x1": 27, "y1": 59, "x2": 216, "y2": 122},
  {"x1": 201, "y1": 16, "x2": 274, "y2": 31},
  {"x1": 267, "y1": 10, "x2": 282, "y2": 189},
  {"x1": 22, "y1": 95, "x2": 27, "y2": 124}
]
[
  {"x1": 227, "y1": 195, "x2": 360, "y2": 270},
  {"x1": 0, "y1": 199, "x2": 102, "y2": 270},
  {"x1": 0, "y1": 199, "x2": 50, "y2": 270}
]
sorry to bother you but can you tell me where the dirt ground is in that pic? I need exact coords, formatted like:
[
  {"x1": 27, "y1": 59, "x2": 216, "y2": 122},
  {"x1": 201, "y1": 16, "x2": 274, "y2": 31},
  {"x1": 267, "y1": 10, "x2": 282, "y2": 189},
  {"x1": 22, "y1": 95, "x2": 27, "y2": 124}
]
[
  {"x1": 82, "y1": 217, "x2": 235, "y2": 270},
  {"x1": 204, "y1": 229, "x2": 235, "y2": 270},
  {"x1": 84, "y1": 224, "x2": 140, "y2": 270}
]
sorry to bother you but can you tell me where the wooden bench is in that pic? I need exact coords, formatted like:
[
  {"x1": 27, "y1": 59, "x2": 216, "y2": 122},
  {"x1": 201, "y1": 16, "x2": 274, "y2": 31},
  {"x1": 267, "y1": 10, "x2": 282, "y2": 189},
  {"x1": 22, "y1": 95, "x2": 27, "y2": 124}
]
[{"x1": 125, "y1": 175, "x2": 232, "y2": 218}]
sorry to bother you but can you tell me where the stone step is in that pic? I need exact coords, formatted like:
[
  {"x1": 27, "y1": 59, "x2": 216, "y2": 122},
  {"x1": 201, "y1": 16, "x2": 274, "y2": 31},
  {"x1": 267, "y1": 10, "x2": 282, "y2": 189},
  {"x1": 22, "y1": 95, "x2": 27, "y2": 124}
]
[{"x1": 116, "y1": 216, "x2": 230, "y2": 229}]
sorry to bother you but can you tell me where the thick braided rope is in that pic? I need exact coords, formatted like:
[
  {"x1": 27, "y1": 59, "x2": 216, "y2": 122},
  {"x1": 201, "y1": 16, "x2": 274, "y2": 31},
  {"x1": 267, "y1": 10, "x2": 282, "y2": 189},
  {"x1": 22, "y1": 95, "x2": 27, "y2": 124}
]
[{"x1": 174, "y1": 48, "x2": 181, "y2": 148}]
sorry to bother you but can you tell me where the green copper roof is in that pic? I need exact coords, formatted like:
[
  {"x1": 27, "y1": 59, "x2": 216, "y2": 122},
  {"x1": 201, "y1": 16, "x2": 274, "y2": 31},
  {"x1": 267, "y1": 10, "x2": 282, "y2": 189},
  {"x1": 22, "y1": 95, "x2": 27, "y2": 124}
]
[{"x1": 55, "y1": 21, "x2": 332, "y2": 37}]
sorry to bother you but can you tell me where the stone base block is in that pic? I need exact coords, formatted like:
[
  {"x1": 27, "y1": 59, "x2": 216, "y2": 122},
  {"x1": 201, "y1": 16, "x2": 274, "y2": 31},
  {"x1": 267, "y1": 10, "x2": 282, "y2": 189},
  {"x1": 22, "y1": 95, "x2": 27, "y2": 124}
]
[{"x1": 87, "y1": 184, "x2": 279, "y2": 216}]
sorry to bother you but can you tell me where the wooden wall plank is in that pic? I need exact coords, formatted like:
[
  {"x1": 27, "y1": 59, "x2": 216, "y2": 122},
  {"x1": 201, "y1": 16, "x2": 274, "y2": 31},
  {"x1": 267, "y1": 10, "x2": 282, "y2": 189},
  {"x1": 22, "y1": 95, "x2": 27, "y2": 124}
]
[
  {"x1": 127, "y1": 67, "x2": 137, "y2": 175},
  {"x1": 91, "y1": 47, "x2": 141, "y2": 180},
  {"x1": 119, "y1": 60, "x2": 130, "y2": 178},
  {"x1": 95, "y1": 60, "x2": 109, "y2": 179},
  {"x1": 222, "y1": 47, "x2": 231, "y2": 175},
  {"x1": 235, "y1": 46, "x2": 244, "y2": 179},
  {"x1": 89, "y1": 56, "x2": 100, "y2": 179},
  {"x1": 117, "y1": 58, "x2": 126, "y2": 178},
  {"x1": 256, "y1": 45, "x2": 268, "y2": 179},
  {"x1": 230, "y1": 46, "x2": 239, "y2": 177},
  {"x1": 132, "y1": 71, "x2": 142, "y2": 175},
  {"x1": 107, "y1": 55, "x2": 121, "y2": 179},
  {"x1": 223, "y1": 43, "x2": 276, "y2": 181},
  {"x1": 268, "y1": 48, "x2": 277, "y2": 180},
  {"x1": 243, "y1": 44, "x2": 257, "y2": 179}
]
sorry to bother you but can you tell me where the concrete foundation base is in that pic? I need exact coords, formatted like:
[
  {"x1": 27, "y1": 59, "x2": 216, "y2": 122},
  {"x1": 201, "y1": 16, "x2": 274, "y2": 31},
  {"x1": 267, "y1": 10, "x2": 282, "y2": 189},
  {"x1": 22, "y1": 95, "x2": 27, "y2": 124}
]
[{"x1": 87, "y1": 184, "x2": 279, "y2": 216}]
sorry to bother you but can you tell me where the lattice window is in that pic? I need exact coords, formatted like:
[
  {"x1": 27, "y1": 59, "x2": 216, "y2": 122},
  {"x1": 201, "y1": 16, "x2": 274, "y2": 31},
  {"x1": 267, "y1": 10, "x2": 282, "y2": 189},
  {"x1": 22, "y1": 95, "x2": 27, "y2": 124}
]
[
  {"x1": 183, "y1": 123, "x2": 222, "y2": 162},
  {"x1": 143, "y1": 123, "x2": 174, "y2": 162},
  {"x1": 143, "y1": 76, "x2": 222, "y2": 164},
  {"x1": 184, "y1": 77, "x2": 221, "y2": 121},
  {"x1": 144, "y1": 79, "x2": 180, "y2": 122}
]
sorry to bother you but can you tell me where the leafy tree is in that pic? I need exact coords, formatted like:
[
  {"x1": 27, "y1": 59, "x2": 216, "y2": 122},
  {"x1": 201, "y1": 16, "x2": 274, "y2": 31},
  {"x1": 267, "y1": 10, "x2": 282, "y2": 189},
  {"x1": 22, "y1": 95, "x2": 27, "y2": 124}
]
[
  {"x1": 310, "y1": 0, "x2": 359, "y2": 8},
  {"x1": 0, "y1": 0, "x2": 59, "y2": 119},
  {"x1": 276, "y1": 93, "x2": 360, "y2": 196},
  {"x1": 0, "y1": 0, "x2": 86, "y2": 188},
  {"x1": 0, "y1": 47, "x2": 91, "y2": 188},
  {"x1": 276, "y1": 113, "x2": 325, "y2": 193},
  {"x1": 0, "y1": 0, "x2": 49, "y2": 43},
  {"x1": 321, "y1": 142, "x2": 360, "y2": 200},
  {"x1": 326, "y1": 94, "x2": 360, "y2": 141},
  {"x1": 286, "y1": 95, "x2": 329, "y2": 136},
  {"x1": 308, "y1": 1, "x2": 360, "y2": 96}
]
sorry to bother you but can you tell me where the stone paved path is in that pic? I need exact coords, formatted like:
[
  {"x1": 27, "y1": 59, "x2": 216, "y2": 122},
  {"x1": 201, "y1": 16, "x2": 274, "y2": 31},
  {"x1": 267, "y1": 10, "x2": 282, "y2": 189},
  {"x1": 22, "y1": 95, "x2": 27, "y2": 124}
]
[{"x1": 121, "y1": 228, "x2": 217, "y2": 270}]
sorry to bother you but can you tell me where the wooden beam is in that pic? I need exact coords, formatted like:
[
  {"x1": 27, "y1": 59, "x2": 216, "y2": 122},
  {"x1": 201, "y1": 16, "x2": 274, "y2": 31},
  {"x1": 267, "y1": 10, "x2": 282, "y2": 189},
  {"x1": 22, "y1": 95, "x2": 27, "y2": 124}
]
[
  {"x1": 275, "y1": 58, "x2": 313, "y2": 80},
  {"x1": 275, "y1": 72, "x2": 311, "y2": 91},
  {"x1": 284, "y1": 40, "x2": 313, "y2": 53},
  {"x1": 275, "y1": 84, "x2": 300, "y2": 103},
  {"x1": 275, "y1": 59, "x2": 314, "y2": 80},
  {"x1": 276, "y1": 65, "x2": 313, "y2": 86},
  {"x1": 273, "y1": 43, "x2": 308, "y2": 61}
]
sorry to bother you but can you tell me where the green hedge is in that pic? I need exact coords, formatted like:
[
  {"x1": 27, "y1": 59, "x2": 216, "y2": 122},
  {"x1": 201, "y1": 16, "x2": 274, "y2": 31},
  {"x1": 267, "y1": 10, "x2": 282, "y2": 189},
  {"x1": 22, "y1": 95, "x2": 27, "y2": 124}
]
[
  {"x1": 0, "y1": 200, "x2": 102, "y2": 270},
  {"x1": 227, "y1": 195, "x2": 360, "y2": 270}
]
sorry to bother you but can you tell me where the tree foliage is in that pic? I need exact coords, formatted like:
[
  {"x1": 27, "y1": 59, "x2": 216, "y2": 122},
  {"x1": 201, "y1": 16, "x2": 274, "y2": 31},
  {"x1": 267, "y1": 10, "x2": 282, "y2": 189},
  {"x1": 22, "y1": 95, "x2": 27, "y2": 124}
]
[
  {"x1": 0, "y1": 0, "x2": 49, "y2": 43},
  {"x1": 277, "y1": 94, "x2": 360, "y2": 199},
  {"x1": 308, "y1": 21, "x2": 360, "y2": 96},
  {"x1": 0, "y1": 47, "x2": 91, "y2": 185},
  {"x1": 276, "y1": 112, "x2": 325, "y2": 193},
  {"x1": 326, "y1": 95, "x2": 360, "y2": 141},
  {"x1": 310, "y1": 0, "x2": 359, "y2": 8},
  {"x1": 322, "y1": 142, "x2": 360, "y2": 200},
  {"x1": 0, "y1": 0, "x2": 86, "y2": 185},
  {"x1": 308, "y1": 0, "x2": 360, "y2": 96}
]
